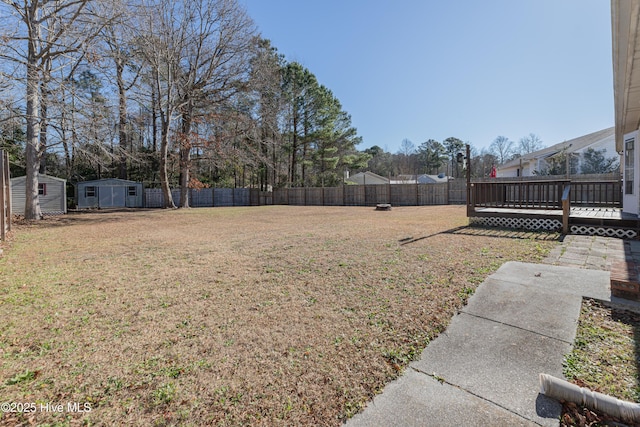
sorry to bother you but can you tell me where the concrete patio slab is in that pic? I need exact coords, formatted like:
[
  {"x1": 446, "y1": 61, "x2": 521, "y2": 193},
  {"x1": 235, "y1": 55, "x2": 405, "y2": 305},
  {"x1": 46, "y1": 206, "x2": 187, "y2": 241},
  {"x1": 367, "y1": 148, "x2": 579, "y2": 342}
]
[
  {"x1": 410, "y1": 313, "x2": 566, "y2": 426},
  {"x1": 346, "y1": 368, "x2": 536, "y2": 427}
]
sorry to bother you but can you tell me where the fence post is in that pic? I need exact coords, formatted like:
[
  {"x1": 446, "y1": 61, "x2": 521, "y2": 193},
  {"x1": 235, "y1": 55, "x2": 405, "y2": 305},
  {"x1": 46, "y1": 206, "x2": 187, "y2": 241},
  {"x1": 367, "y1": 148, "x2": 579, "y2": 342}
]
[
  {"x1": 5, "y1": 151, "x2": 10, "y2": 231},
  {"x1": 0, "y1": 150, "x2": 5, "y2": 241}
]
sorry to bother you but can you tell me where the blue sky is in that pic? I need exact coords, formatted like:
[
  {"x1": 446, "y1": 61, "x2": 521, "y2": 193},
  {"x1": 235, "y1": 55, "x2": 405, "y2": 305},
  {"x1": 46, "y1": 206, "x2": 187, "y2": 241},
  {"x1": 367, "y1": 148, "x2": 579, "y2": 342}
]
[{"x1": 240, "y1": 0, "x2": 613, "y2": 154}]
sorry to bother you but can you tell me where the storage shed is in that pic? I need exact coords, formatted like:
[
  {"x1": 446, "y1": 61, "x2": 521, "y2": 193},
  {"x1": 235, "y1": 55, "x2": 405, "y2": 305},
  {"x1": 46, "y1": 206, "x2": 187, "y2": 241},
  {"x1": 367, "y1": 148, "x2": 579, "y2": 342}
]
[
  {"x1": 76, "y1": 178, "x2": 144, "y2": 208},
  {"x1": 11, "y1": 174, "x2": 67, "y2": 215}
]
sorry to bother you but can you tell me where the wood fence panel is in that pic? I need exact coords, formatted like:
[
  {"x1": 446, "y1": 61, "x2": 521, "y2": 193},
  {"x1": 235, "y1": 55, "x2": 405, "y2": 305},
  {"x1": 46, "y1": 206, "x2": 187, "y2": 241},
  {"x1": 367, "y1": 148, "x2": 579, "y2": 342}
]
[
  {"x1": 344, "y1": 186, "x2": 364, "y2": 206},
  {"x1": 305, "y1": 188, "x2": 324, "y2": 206},
  {"x1": 273, "y1": 188, "x2": 288, "y2": 204},
  {"x1": 323, "y1": 187, "x2": 343, "y2": 206},
  {"x1": 233, "y1": 189, "x2": 250, "y2": 206},
  {"x1": 448, "y1": 180, "x2": 467, "y2": 204},
  {"x1": 144, "y1": 188, "x2": 164, "y2": 208},
  {"x1": 390, "y1": 184, "x2": 418, "y2": 206},
  {"x1": 418, "y1": 183, "x2": 447, "y2": 205},
  {"x1": 288, "y1": 188, "x2": 305, "y2": 205},
  {"x1": 189, "y1": 188, "x2": 213, "y2": 207},
  {"x1": 250, "y1": 189, "x2": 261, "y2": 206},
  {"x1": 213, "y1": 188, "x2": 234, "y2": 206},
  {"x1": 364, "y1": 185, "x2": 389, "y2": 206}
]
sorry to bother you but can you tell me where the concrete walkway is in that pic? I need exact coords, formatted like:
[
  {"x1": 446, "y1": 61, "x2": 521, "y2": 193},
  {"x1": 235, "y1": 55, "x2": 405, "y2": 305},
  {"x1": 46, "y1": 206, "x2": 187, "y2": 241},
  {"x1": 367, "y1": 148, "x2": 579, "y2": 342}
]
[{"x1": 347, "y1": 235, "x2": 637, "y2": 427}]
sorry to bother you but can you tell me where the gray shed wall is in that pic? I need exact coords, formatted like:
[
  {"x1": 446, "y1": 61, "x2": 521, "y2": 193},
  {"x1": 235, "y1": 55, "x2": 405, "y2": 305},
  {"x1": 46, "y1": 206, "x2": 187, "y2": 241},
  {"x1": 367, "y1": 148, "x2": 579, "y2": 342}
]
[
  {"x1": 77, "y1": 179, "x2": 144, "y2": 208},
  {"x1": 11, "y1": 175, "x2": 67, "y2": 215}
]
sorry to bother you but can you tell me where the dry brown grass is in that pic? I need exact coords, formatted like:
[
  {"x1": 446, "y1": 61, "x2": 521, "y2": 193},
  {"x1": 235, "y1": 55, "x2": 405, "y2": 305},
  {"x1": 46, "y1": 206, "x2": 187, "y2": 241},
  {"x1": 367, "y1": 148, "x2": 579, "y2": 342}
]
[
  {"x1": 561, "y1": 299, "x2": 640, "y2": 426},
  {"x1": 0, "y1": 205, "x2": 556, "y2": 426}
]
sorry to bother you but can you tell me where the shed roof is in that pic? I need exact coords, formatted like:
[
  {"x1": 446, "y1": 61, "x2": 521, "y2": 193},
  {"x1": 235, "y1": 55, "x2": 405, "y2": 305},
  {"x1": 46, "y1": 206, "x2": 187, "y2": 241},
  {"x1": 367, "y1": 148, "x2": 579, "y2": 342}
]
[
  {"x1": 11, "y1": 174, "x2": 66, "y2": 183},
  {"x1": 78, "y1": 178, "x2": 141, "y2": 186}
]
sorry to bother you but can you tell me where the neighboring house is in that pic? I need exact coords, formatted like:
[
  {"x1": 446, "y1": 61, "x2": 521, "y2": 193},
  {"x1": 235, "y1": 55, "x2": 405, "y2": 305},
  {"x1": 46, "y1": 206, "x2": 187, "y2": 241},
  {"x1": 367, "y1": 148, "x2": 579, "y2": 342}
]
[
  {"x1": 391, "y1": 174, "x2": 417, "y2": 184},
  {"x1": 76, "y1": 178, "x2": 144, "y2": 209},
  {"x1": 345, "y1": 171, "x2": 389, "y2": 185},
  {"x1": 418, "y1": 173, "x2": 450, "y2": 184},
  {"x1": 11, "y1": 174, "x2": 67, "y2": 215},
  {"x1": 613, "y1": 2, "x2": 640, "y2": 216},
  {"x1": 389, "y1": 174, "x2": 450, "y2": 184},
  {"x1": 497, "y1": 127, "x2": 617, "y2": 178}
]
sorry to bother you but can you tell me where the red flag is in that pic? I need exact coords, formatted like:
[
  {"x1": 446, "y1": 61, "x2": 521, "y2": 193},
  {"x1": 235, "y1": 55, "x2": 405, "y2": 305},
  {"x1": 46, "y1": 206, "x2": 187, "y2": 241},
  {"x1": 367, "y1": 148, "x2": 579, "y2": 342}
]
[{"x1": 490, "y1": 165, "x2": 497, "y2": 178}]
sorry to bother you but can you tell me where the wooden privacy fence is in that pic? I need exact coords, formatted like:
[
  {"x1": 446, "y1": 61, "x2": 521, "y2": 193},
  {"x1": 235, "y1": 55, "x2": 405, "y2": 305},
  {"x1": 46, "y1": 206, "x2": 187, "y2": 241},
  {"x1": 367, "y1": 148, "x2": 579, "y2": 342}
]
[
  {"x1": 272, "y1": 181, "x2": 466, "y2": 206},
  {"x1": 0, "y1": 150, "x2": 11, "y2": 240},
  {"x1": 144, "y1": 181, "x2": 467, "y2": 208},
  {"x1": 144, "y1": 188, "x2": 260, "y2": 208}
]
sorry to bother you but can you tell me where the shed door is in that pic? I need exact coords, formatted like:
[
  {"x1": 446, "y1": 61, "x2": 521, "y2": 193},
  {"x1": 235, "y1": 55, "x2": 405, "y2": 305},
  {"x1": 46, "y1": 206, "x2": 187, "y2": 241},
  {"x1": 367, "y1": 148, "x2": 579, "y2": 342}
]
[{"x1": 99, "y1": 186, "x2": 126, "y2": 208}]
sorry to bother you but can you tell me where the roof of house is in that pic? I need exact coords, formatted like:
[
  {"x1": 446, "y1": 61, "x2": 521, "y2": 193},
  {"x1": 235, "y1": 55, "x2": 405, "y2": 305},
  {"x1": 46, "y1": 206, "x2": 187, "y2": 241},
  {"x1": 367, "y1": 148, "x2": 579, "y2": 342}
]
[
  {"x1": 418, "y1": 174, "x2": 449, "y2": 184},
  {"x1": 612, "y1": 1, "x2": 640, "y2": 151},
  {"x1": 499, "y1": 127, "x2": 615, "y2": 170},
  {"x1": 346, "y1": 171, "x2": 389, "y2": 184}
]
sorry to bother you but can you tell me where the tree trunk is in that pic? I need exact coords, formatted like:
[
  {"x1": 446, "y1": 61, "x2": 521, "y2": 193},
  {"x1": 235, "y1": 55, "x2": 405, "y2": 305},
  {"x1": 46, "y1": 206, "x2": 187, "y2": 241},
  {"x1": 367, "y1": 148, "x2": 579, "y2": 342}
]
[
  {"x1": 151, "y1": 86, "x2": 158, "y2": 153},
  {"x1": 290, "y1": 113, "x2": 298, "y2": 186},
  {"x1": 117, "y1": 57, "x2": 128, "y2": 179},
  {"x1": 38, "y1": 56, "x2": 52, "y2": 175},
  {"x1": 25, "y1": 50, "x2": 42, "y2": 220},
  {"x1": 179, "y1": 111, "x2": 191, "y2": 208},
  {"x1": 159, "y1": 120, "x2": 175, "y2": 208}
]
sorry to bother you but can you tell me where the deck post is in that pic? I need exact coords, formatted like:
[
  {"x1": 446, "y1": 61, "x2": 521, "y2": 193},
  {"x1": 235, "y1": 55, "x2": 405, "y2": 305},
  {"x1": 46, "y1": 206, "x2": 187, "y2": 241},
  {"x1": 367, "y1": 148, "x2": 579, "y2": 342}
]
[
  {"x1": 466, "y1": 144, "x2": 473, "y2": 216},
  {"x1": 562, "y1": 185, "x2": 571, "y2": 235}
]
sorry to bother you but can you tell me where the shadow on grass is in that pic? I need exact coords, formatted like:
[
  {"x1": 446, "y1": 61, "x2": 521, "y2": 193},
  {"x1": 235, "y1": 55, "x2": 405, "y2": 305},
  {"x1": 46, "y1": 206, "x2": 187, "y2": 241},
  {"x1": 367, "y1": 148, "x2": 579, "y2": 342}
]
[
  {"x1": 399, "y1": 225, "x2": 561, "y2": 246},
  {"x1": 12, "y1": 208, "x2": 161, "y2": 229}
]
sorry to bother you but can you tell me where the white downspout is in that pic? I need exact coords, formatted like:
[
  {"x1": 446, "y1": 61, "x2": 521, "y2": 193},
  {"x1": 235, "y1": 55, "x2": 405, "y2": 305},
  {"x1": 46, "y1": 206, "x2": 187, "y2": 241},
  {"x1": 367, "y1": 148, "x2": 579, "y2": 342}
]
[{"x1": 539, "y1": 374, "x2": 640, "y2": 423}]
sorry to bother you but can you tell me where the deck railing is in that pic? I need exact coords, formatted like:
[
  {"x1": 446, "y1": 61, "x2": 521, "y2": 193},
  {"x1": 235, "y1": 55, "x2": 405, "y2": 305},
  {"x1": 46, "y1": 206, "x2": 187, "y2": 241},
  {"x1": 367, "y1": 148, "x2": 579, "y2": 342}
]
[
  {"x1": 470, "y1": 180, "x2": 568, "y2": 210},
  {"x1": 569, "y1": 180, "x2": 621, "y2": 207},
  {"x1": 469, "y1": 179, "x2": 622, "y2": 211}
]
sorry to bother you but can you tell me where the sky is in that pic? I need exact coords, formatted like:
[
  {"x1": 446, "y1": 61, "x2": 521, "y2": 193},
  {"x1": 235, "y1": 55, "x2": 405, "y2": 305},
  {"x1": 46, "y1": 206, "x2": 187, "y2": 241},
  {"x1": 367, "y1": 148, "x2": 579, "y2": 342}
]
[{"x1": 240, "y1": 0, "x2": 614, "y2": 154}]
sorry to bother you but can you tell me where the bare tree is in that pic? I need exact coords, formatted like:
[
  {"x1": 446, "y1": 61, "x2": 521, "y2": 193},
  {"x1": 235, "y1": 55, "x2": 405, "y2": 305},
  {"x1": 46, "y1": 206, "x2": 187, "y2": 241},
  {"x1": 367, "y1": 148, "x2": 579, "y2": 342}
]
[
  {"x1": 247, "y1": 38, "x2": 285, "y2": 191},
  {"x1": 176, "y1": 0, "x2": 254, "y2": 207},
  {"x1": 489, "y1": 135, "x2": 514, "y2": 165},
  {"x1": 135, "y1": 0, "x2": 254, "y2": 208},
  {"x1": 396, "y1": 138, "x2": 417, "y2": 175},
  {"x1": 0, "y1": 0, "x2": 101, "y2": 219},
  {"x1": 98, "y1": 0, "x2": 140, "y2": 180},
  {"x1": 517, "y1": 133, "x2": 544, "y2": 155}
]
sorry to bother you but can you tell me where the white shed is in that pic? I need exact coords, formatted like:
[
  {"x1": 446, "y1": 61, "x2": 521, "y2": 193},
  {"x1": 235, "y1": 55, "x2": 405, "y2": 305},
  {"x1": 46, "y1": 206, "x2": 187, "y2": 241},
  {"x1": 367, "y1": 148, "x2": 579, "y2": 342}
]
[
  {"x1": 11, "y1": 174, "x2": 67, "y2": 215},
  {"x1": 76, "y1": 178, "x2": 144, "y2": 208}
]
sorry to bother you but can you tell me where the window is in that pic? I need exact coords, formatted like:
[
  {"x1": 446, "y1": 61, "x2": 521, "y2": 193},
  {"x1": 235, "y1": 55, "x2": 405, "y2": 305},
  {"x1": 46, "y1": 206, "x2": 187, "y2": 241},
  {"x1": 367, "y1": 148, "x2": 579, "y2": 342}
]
[
  {"x1": 85, "y1": 186, "x2": 96, "y2": 198},
  {"x1": 128, "y1": 186, "x2": 137, "y2": 196},
  {"x1": 38, "y1": 183, "x2": 46, "y2": 196}
]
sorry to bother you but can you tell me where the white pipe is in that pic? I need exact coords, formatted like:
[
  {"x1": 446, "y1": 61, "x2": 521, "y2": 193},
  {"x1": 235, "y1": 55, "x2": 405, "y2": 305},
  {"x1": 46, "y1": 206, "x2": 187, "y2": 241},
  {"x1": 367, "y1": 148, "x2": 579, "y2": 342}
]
[{"x1": 539, "y1": 373, "x2": 640, "y2": 423}]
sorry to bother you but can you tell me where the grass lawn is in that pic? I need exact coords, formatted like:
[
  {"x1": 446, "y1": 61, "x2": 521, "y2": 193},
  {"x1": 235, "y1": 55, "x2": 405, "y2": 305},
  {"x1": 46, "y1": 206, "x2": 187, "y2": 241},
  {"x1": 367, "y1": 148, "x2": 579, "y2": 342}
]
[
  {"x1": 0, "y1": 205, "x2": 555, "y2": 426},
  {"x1": 562, "y1": 299, "x2": 640, "y2": 426}
]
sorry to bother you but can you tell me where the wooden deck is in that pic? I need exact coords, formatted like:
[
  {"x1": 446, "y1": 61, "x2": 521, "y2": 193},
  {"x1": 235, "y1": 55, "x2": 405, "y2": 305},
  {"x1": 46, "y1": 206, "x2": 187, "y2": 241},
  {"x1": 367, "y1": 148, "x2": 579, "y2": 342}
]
[
  {"x1": 470, "y1": 206, "x2": 640, "y2": 238},
  {"x1": 463, "y1": 164, "x2": 631, "y2": 236},
  {"x1": 473, "y1": 206, "x2": 636, "y2": 220}
]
